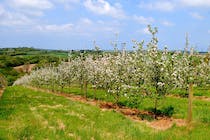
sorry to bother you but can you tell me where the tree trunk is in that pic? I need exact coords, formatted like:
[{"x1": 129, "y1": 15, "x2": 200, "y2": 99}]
[
  {"x1": 114, "y1": 92, "x2": 120, "y2": 105},
  {"x1": 187, "y1": 83, "x2": 193, "y2": 124},
  {"x1": 68, "y1": 82, "x2": 71, "y2": 93},
  {"x1": 61, "y1": 85, "x2": 64, "y2": 93},
  {"x1": 84, "y1": 80, "x2": 88, "y2": 100},
  {"x1": 52, "y1": 82, "x2": 55, "y2": 92},
  {"x1": 80, "y1": 82, "x2": 83, "y2": 95},
  {"x1": 154, "y1": 97, "x2": 158, "y2": 119},
  {"x1": 94, "y1": 86, "x2": 96, "y2": 100}
]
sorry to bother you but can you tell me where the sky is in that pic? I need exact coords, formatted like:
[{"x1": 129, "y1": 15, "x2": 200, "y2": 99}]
[{"x1": 0, "y1": 0, "x2": 209, "y2": 51}]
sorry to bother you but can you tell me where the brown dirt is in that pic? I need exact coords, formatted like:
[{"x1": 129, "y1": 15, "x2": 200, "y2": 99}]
[
  {"x1": 68, "y1": 133, "x2": 75, "y2": 137},
  {"x1": 14, "y1": 64, "x2": 36, "y2": 73},
  {"x1": 57, "y1": 119, "x2": 65, "y2": 130},
  {"x1": 149, "y1": 118, "x2": 173, "y2": 130},
  {"x1": 118, "y1": 108, "x2": 139, "y2": 116},
  {"x1": 195, "y1": 96, "x2": 210, "y2": 101},
  {"x1": 167, "y1": 94, "x2": 210, "y2": 102},
  {"x1": 38, "y1": 104, "x2": 63, "y2": 109},
  {"x1": 173, "y1": 119, "x2": 187, "y2": 127},
  {"x1": 27, "y1": 86, "x2": 187, "y2": 131},
  {"x1": 149, "y1": 118, "x2": 187, "y2": 131},
  {"x1": 99, "y1": 102, "x2": 119, "y2": 109}
]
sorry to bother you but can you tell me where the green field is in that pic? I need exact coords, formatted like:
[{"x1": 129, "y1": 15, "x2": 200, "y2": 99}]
[
  {"x1": 0, "y1": 47, "x2": 105, "y2": 86},
  {"x1": 0, "y1": 47, "x2": 66, "y2": 86},
  {"x1": 1, "y1": 86, "x2": 210, "y2": 140}
]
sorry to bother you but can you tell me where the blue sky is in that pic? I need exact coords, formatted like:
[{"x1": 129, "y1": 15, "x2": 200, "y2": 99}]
[{"x1": 0, "y1": 0, "x2": 209, "y2": 51}]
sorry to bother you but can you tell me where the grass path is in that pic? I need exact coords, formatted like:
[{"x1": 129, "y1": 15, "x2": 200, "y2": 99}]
[
  {"x1": 1, "y1": 86, "x2": 210, "y2": 140},
  {"x1": 27, "y1": 86, "x2": 187, "y2": 130},
  {"x1": 0, "y1": 86, "x2": 151, "y2": 140}
]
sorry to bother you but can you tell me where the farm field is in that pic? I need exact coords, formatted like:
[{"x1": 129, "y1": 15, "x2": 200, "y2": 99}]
[
  {"x1": 1, "y1": 86, "x2": 210, "y2": 140},
  {"x1": 8, "y1": 27, "x2": 209, "y2": 139},
  {"x1": 39, "y1": 84, "x2": 210, "y2": 101},
  {"x1": 1, "y1": 0, "x2": 210, "y2": 139},
  {"x1": 0, "y1": 47, "x2": 105, "y2": 86},
  {"x1": 0, "y1": 47, "x2": 66, "y2": 86}
]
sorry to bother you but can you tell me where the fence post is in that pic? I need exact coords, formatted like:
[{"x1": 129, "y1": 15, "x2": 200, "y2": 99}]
[{"x1": 187, "y1": 83, "x2": 193, "y2": 124}]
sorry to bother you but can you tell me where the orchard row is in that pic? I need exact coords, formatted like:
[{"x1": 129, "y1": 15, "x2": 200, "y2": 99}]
[{"x1": 14, "y1": 26, "x2": 210, "y2": 111}]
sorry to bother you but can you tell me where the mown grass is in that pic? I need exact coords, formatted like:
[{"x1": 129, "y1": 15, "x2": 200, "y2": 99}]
[
  {"x1": 170, "y1": 86, "x2": 210, "y2": 97},
  {"x1": 41, "y1": 85, "x2": 210, "y2": 121},
  {"x1": 1, "y1": 86, "x2": 210, "y2": 140},
  {"x1": 42, "y1": 84, "x2": 210, "y2": 100},
  {"x1": 40, "y1": 85, "x2": 210, "y2": 122}
]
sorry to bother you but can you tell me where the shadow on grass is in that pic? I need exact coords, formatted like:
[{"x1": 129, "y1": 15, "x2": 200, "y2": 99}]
[
  {"x1": 139, "y1": 106, "x2": 175, "y2": 121},
  {"x1": 0, "y1": 107, "x2": 15, "y2": 119}
]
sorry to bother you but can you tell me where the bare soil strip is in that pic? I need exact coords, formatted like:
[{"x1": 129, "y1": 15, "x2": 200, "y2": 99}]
[
  {"x1": 27, "y1": 86, "x2": 186, "y2": 130},
  {"x1": 167, "y1": 94, "x2": 210, "y2": 102},
  {"x1": 194, "y1": 96, "x2": 210, "y2": 101},
  {"x1": 14, "y1": 64, "x2": 36, "y2": 73}
]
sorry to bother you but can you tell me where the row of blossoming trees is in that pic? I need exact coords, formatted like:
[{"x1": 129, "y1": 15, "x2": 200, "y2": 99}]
[{"x1": 14, "y1": 26, "x2": 210, "y2": 118}]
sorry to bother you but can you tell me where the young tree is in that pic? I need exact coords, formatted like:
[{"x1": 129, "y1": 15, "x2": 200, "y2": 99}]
[
  {"x1": 143, "y1": 25, "x2": 173, "y2": 114},
  {"x1": 74, "y1": 53, "x2": 89, "y2": 99},
  {"x1": 171, "y1": 34, "x2": 210, "y2": 123}
]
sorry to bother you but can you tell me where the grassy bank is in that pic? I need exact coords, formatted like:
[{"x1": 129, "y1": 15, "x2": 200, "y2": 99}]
[{"x1": 1, "y1": 86, "x2": 210, "y2": 139}]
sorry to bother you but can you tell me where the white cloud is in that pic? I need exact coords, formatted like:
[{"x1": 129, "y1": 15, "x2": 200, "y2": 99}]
[
  {"x1": 72, "y1": 18, "x2": 121, "y2": 36},
  {"x1": 0, "y1": 5, "x2": 32, "y2": 26},
  {"x1": 0, "y1": 5, "x2": 5, "y2": 15},
  {"x1": 161, "y1": 21, "x2": 174, "y2": 26},
  {"x1": 139, "y1": 0, "x2": 210, "y2": 12},
  {"x1": 84, "y1": 0, "x2": 126, "y2": 19},
  {"x1": 0, "y1": 0, "x2": 55, "y2": 29},
  {"x1": 139, "y1": 1, "x2": 175, "y2": 11},
  {"x1": 79, "y1": 18, "x2": 93, "y2": 25},
  {"x1": 19, "y1": 9, "x2": 44, "y2": 17},
  {"x1": 190, "y1": 12, "x2": 204, "y2": 20},
  {"x1": 10, "y1": 0, "x2": 53, "y2": 10},
  {"x1": 34, "y1": 17, "x2": 120, "y2": 36},
  {"x1": 6, "y1": 0, "x2": 54, "y2": 18},
  {"x1": 54, "y1": 0, "x2": 80, "y2": 9},
  {"x1": 36, "y1": 23, "x2": 74, "y2": 32},
  {"x1": 56, "y1": 0, "x2": 80, "y2": 3},
  {"x1": 133, "y1": 15, "x2": 154, "y2": 25},
  {"x1": 142, "y1": 27, "x2": 150, "y2": 34},
  {"x1": 137, "y1": 27, "x2": 150, "y2": 35},
  {"x1": 181, "y1": 0, "x2": 210, "y2": 7}
]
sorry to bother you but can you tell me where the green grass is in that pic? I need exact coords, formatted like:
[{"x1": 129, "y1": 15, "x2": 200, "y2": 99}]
[
  {"x1": 170, "y1": 86, "x2": 210, "y2": 97},
  {"x1": 1, "y1": 86, "x2": 210, "y2": 139},
  {"x1": 139, "y1": 97, "x2": 210, "y2": 122},
  {"x1": 40, "y1": 85, "x2": 210, "y2": 121},
  {"x1": 39, "y1": 84, "x2": 210, "y2": 122},
  {"x1": 41, "y1": 84, "x2": 114, "y2": 102}
]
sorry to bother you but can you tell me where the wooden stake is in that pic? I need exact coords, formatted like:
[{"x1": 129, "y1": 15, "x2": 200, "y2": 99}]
[
  {"x1": 84, "y1": 80, "x2": 88, "y2": 100},
  {"x1": 187, "y1": 83, "x2": 193, "y2": 124}
]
